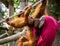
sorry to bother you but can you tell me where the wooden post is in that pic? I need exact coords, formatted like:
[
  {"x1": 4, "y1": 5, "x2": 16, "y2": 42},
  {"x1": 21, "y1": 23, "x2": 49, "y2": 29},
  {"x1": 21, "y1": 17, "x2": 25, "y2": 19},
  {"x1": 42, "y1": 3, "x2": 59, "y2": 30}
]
[
  {"x1": 8, "y1": 41, "x2": 17, "y2": 46},
  {"x1": 8, "y1": 0, "x2": 15, "y2": 46},
  {"x1": 9, "y1": 0, "x2": 14, "y2": 16},
  {"x1": 19, "y1": 0, "x2": 27, "y2": 11}
]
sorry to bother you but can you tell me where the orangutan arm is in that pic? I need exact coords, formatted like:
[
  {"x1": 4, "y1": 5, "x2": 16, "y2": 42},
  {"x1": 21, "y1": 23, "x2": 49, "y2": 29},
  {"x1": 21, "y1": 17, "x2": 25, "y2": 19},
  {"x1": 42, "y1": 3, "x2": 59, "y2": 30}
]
[
  {"x1": 31, "y1": 0, "x2": 46, "y2": 19},
  {"x1": 31, "y1": 3, "x2": 42, "y2": 19}
]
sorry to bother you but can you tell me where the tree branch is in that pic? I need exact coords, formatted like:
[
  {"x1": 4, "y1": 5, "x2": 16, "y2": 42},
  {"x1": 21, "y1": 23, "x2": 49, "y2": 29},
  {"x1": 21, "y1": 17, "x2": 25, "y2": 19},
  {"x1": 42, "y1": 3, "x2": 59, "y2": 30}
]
[
  {"x1": 0, "y1": 26, "x2": 8, "y2": 31},
  {"x1": 0, "y1": 30, "x2": 27, "y2": 45},
  {"x1": 0, "y1": 33, "x2": 8, "y2": 39}
]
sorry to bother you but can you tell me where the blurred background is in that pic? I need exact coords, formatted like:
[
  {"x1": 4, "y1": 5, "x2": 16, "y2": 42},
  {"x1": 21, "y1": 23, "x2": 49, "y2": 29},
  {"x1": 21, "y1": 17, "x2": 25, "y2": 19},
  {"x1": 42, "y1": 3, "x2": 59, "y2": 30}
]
[{"x1": 0, "y1": 0, "x2": 60, "y2": 46}]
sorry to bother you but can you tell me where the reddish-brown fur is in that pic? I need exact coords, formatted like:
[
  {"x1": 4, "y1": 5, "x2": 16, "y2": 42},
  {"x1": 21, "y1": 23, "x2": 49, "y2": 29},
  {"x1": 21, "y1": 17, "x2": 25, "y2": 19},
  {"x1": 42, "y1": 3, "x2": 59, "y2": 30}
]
[{"x1": 6, "y1": 0, "x2": 47, "y2": 46}]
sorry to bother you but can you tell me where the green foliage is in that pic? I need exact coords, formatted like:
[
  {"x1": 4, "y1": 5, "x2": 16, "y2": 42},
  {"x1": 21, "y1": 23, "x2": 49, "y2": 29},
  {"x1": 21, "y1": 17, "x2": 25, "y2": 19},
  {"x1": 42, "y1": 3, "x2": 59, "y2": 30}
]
[
  {"x1": 30, "y1": 0, "x2": 36, "y2": 4},
  {"x1": 4, "y1": 13, "x2": 9, "y2": 17},
  {"x1": 0, "y1": 7, "x2": 4, "y2": 17},
  {"x1": 0, "y1": 44, "x2": 8, "y2": 46},
  {"x1": 14, "y1": 0, "x2": 20, "y2": 16},
  {"x1": 0, "y1": 7, "x2": 5, "y2": 35},
  {"x1": 48, "y1": 3, "x2": 60, "y2": 20},
  {"x1": 48, "y1": 10, "x2": 60, "y2": 20},
  {"x1": 30, "y1": 9, "x2": 35, "y2": 15},
  {"x1": 0, "y1": 30, "x2": 5, "y2": 35},
  {"x1": 14, "y1": 0, "x2": 19, "y2": 12},
  {"x1": 14, "y1": 0, "x2": 19, "y2": 7}
]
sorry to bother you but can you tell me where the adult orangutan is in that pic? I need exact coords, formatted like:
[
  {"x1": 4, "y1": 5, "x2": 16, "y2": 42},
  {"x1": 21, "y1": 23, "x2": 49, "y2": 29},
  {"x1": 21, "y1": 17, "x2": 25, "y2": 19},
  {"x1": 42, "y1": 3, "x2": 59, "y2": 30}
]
[
  {"x1": 5, "y1": 0, "x2": 47, "y2": 46},
  {"x1": 17, "y1": 1, "x2": 47, "y2": 45},
  {"x1": 19, "y1": 0, "x2": 59, "y2": 46},
  {"x1": 6, "y1": 0, "x2": 59, "y2": 46}
]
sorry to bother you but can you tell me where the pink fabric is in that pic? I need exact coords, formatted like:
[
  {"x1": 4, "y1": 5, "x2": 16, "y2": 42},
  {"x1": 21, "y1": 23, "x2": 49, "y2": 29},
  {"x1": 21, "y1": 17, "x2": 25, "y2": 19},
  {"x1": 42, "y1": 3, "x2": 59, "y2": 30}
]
[
  {"x1": 32, "y1": 28, "x2": 37, "y2": 38},
  {"x1": 33, "y1": 16, "x2": 59, "y2": 46}
]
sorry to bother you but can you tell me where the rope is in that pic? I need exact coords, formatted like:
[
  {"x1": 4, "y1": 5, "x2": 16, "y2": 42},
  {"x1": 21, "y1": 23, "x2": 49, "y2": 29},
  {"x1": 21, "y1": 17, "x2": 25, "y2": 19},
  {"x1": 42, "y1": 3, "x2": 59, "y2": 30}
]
[{"x1": 0, "y1": 0, "x2": 43, "y2": 23}]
